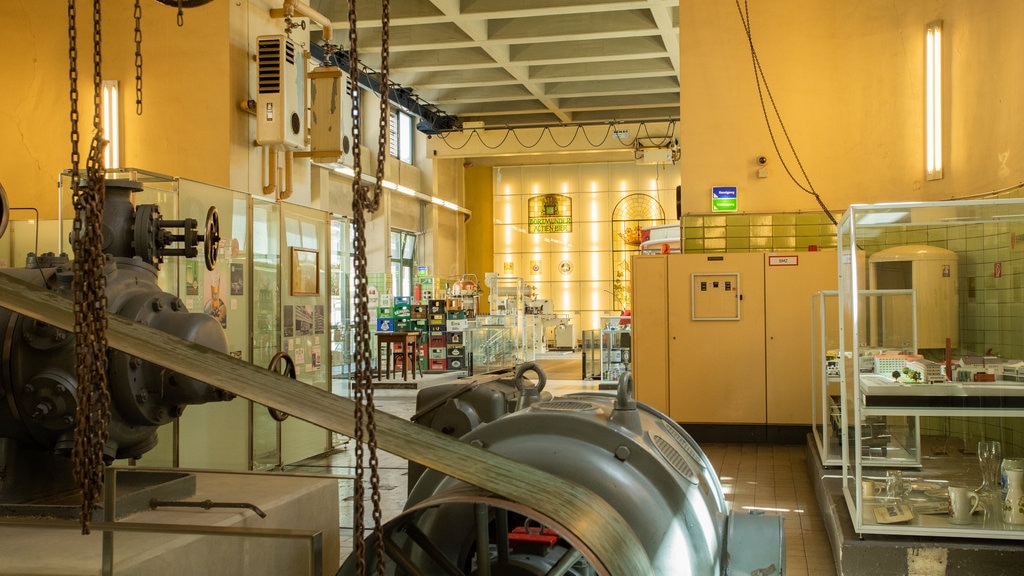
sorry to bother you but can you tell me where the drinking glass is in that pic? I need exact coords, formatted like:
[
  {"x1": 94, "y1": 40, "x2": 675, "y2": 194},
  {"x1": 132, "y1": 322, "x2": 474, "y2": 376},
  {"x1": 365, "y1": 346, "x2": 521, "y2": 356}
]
[{"x1": 977, "y1": 440, "x2": 1003, "y2": 495}]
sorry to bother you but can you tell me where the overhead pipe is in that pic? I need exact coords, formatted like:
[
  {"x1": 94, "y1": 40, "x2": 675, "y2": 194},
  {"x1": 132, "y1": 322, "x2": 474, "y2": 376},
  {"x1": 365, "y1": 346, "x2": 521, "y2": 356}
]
[{"x1": 271, "y1": 0, "x2": 332, "y2": 42}]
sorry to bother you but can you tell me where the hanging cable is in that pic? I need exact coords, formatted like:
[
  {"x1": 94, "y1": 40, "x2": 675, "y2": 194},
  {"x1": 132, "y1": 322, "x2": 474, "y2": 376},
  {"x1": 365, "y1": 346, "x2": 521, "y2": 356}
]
[{"x1": 735, "y1": 0, "x2": 836, "y2": 225}]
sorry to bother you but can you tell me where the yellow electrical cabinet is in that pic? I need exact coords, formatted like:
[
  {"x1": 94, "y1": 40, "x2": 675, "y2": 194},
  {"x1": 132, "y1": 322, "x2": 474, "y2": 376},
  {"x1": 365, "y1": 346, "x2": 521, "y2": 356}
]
[{"x1": 632, "y1": 252, "x2": 837, "y2": 430}]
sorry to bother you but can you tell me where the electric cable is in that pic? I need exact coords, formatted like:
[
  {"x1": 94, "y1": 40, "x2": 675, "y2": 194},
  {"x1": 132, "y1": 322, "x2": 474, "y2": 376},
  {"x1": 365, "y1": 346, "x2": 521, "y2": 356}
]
[
  {"x1": 435, "y1": 120, "x2": 676, "y2": 153},
  {"x1": 735, "y1": 0, "x2": 837, "y2": 225}
]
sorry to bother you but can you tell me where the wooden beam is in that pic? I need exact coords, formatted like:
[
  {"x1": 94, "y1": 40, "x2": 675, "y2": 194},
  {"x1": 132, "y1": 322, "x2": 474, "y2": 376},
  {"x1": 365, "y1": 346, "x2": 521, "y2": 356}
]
[{"x1": 0, "y1": 272, "x2": 653, "y2": 575}]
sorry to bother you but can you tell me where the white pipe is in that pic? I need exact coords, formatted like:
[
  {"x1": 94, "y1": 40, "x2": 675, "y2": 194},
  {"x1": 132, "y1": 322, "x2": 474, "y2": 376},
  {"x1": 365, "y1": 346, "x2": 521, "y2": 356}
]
[{"x1": 279, "y1": 0, "x2": 332, "y2": 42}]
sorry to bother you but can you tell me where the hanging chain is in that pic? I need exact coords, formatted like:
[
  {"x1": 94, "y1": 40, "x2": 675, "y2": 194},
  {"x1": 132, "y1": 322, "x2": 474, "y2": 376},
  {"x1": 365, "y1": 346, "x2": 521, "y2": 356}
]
[
  {"x1": 349, "y1": 0, "x2": 390, "y2": 572},
  {"x1": 348, "y1": 0, "x2": 367, "y2": 572},
  {"x1": 365, "y1": 1, "x2": 389, "y2": 574},
  {"x1": 69, "y1": 0, "x2": 111, "y2": 535},
  {"x1": 134, "y1": 0, "x2": 143, "y2": 115}
]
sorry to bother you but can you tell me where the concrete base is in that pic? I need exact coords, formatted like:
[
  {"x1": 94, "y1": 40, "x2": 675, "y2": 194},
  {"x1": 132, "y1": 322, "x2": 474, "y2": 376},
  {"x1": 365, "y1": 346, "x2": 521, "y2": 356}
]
[
  {"x1": 0, "y1": 471, "x2": 340, "y2": 575},
  {"x1": 807, "y1": 436, "x2": 1024, "y2": 576}
]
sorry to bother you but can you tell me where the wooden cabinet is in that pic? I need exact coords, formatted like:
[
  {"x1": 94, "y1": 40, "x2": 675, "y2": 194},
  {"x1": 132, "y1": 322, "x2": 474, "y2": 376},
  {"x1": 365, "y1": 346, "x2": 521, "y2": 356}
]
[{"x1": 632, "y1": 252, "x2": 836, "y2": 428}]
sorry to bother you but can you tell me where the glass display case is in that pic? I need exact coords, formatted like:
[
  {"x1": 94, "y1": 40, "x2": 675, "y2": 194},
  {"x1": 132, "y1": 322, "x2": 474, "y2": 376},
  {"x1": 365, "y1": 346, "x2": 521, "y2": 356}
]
[
  {"x1": 600, "y1": 315, "x2": 631, "y2": 388},
  {"x1": 838, "y1": 198, "x2": 1024, "y2": 540},
  {"x1": 582, "y1": 329, "x2": 601, "y2": 380},
  {"x1": 813, "y1": 289, "x2": 921, "y2": 467},
  {"x1": 466, "y1": 316, "x2": 518, "y2": 375}
]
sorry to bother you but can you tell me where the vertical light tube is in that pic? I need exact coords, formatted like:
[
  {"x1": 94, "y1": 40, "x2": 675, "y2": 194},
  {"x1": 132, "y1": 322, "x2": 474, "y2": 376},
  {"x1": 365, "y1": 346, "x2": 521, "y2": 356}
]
[
  {"x1": 101, "y1": 80, "x2": 121, "y2": 169},
  {"x1": 925, "y1": 22, "x2": 942, "y2": 180}
]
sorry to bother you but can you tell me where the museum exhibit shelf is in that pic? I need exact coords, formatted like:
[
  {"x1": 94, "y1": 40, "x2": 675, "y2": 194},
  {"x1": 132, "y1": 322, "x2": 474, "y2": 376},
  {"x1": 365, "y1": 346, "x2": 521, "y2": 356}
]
[
  {"x1": 837, "y1": 198, "x2": 1024, "y2": 540},
  {"x1": 599, "y1": 316, "x2": 631, "y2": 389}
]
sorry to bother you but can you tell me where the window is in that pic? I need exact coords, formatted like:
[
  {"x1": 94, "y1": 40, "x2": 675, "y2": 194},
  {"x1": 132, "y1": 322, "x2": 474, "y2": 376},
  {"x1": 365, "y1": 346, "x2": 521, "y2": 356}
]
[
  {"x1": 390, "y1": 229, "x2": 416, "y2": 296},
  {"x1": 389, "y1": 109, "x2": 414, "y2": 165}
]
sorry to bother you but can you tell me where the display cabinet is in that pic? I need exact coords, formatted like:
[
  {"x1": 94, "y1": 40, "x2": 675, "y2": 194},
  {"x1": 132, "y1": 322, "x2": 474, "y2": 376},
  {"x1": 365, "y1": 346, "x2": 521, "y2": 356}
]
[
  {"x1": 838, "y1": 198, "x2": 1024, "y2": 540},
  {"x1": 465, "y1": 316, "x2": 518, "y2": 375},
  {"x1": 582, "y1": 329, "x2": 601, "y2": 380},
  {"x1": 600, "y1": 316, "x2": 631, "y2": 388}
]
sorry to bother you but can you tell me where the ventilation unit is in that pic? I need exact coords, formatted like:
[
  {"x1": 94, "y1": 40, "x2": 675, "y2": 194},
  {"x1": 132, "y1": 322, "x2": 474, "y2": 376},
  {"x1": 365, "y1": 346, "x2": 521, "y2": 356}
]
[{"x1": 256, "y1": 34, "x2": 306, "y2": 150}]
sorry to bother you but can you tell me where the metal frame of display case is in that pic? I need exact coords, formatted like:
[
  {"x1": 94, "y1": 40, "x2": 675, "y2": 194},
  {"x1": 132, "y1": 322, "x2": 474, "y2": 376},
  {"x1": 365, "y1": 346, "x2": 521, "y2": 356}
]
[
  {"x1": 581, "y1": 329, "x2": 601, "y2": 380},
  {"x1": 838, "y1": 198, "x2": 1024, "y2": 540},
  {"x1": 813, "y1": 289, "x2": 919, "y2": 467}
]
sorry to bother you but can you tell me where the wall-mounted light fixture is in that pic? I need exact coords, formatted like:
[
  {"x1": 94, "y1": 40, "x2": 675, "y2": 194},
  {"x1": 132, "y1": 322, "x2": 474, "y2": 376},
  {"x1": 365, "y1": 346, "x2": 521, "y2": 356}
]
[
  {"x1": 101, "y1": 80, "x2": 121, "y2": 169},
  {"x1": 925, "y1": 21, "x2": 943, "y2": 180}
]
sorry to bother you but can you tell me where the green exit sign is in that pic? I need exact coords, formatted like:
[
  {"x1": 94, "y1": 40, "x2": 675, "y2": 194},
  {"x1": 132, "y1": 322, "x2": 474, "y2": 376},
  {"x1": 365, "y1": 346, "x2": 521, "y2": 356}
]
[{"x1": 712, "y1": 186, "x2": 737, "y2": 212}]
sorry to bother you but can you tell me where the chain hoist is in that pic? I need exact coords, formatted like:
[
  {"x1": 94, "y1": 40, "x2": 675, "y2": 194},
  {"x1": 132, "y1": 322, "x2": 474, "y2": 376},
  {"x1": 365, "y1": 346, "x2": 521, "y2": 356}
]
[
  {"x1": 348, "y1": 0, "x2": 390, "y2": 573},
  {"x1": 68, "y1": 0, "x2": 111, "y2": 535}
]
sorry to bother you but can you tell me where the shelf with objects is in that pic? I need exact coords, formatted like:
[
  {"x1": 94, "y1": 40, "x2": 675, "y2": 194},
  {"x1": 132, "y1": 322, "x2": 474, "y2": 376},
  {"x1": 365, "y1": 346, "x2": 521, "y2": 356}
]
[
  {"x1": 811, "y1": 289, "x2": 920, "y2": 468},
  {"x1": 599, "y1": 315, "x2": 631, "y2": 389},
  {"x1": 838, "y1": 198, "x2": 1024, "y2": 540}
]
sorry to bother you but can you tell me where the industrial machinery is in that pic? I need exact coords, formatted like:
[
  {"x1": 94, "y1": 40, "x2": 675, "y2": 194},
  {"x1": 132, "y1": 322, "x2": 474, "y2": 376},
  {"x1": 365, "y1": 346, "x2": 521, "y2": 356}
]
[
  {"x1": 340, "y1": 365, "x2": 785, "y2": 575},
  {"x1": 0, "y1": 179, "x2": 230, "y2": 503}
]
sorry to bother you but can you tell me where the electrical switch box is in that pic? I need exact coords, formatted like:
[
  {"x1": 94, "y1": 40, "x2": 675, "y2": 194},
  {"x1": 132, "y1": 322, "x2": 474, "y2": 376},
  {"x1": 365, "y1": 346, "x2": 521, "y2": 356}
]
[{"x1": 691, "y1": 272, "x2": 741, "y2": 320}]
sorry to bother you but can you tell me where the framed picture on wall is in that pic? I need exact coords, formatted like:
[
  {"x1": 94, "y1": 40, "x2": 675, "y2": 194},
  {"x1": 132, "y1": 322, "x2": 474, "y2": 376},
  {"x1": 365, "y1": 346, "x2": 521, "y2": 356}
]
[{"x1": 290, "y1": 247, "x2": 320, "y2": 296}]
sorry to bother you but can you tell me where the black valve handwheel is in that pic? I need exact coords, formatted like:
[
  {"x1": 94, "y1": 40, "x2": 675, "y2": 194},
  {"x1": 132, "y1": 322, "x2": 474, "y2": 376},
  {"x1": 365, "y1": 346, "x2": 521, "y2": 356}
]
[
  {"x1": 203, "y1": 206, "x2": 220, "y2": 271},
  {"x1": 266, "y1": 351, "x2": 296, "y2": 422}
]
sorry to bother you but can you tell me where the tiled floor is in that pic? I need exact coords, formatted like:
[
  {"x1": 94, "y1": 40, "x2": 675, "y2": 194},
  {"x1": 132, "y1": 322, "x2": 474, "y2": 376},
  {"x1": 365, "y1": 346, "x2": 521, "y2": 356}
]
[{"x1": 291, "y1": 355, "x2": 837, "y2": 574}]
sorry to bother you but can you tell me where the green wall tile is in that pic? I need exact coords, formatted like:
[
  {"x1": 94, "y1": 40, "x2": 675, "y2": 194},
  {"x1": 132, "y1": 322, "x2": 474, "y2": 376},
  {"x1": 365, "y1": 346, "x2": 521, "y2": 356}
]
[{"x1": 726, "y1": 237, "x2": 750, "y2": 250}]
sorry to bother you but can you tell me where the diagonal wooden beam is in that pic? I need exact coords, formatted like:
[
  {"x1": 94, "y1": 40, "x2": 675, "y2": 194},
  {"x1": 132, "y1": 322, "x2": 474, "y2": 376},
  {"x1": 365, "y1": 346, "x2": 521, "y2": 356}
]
[{"x1": 0, "y1": 272, "x2": 653, "y2": 576}]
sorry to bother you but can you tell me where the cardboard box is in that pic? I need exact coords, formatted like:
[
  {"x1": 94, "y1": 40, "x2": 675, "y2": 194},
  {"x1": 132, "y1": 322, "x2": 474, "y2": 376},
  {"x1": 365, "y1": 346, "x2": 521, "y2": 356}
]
[
  {"x1": 429, "y1": 347, "x2": 447, "y2": 359},
  {"x1": 428, "y1": 335, "x2": 446, "y2": 347},
  {"x1": 410, "y1": 305, "x2": 427, "y2": 319},
  {"x1": 376, "y1": 318, "x2": 394, "y2": 332},
  {"x1": 446, "y1": 345, "x2": 465, "y2": 358},
  {"x1": 446, "y1": 310, "x2": 468, "y2": 320},
  {"x1": 429, "y1": 359, "x2": 447, "y2": 371},
  {"x1": 446, "y1": 331, "x2": 464, "y2": 345},
  {"x1": 447, "y1": 357, "x2": 466, "y2": 370}
]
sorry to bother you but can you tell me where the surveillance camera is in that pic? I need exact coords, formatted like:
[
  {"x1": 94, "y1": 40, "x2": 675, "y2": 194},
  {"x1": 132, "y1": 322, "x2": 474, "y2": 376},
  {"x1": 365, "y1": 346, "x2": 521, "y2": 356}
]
[{"x1": 757, "y1": 156, "x2": 768, "y2": 165}]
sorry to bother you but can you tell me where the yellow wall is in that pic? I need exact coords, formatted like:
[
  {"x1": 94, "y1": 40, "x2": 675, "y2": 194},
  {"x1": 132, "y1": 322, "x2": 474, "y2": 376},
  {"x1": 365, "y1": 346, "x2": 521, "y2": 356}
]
[
  {"x1": 679, "y1": 0, "x2": 1024, "y2": 213},
  {"x1": 464, "y1": 165, "x2": 494, "y2": 311},
  {"x1": 0, "y1": 1, "x2": 232, "y2": 219}
]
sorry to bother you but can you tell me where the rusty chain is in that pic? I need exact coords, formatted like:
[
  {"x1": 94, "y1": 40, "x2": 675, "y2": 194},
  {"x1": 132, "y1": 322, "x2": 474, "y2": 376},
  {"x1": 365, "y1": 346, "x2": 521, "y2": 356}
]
[
  {"x1": 134, "y1": 0, "x2": 143, "y2": 115},
  {"x1": 68, "y1": 0, "x2": 111, "y2": 535},
  {"x1": 348, "y1": 0, "x2": 390, "y2": 572}
]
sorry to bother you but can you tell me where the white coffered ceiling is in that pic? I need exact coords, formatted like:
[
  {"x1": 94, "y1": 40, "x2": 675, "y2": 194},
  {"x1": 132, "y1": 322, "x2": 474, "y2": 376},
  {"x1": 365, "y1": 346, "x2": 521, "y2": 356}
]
[{"x1": 307, "y1": 0, "x2": 680, "y2": 129}]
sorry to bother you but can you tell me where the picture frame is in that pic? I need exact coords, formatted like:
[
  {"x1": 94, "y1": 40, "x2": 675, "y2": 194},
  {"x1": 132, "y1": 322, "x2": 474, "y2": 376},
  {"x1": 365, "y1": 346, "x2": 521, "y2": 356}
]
[{"x1": 290, "y1": 247, "x2": 320, "y2": 296}]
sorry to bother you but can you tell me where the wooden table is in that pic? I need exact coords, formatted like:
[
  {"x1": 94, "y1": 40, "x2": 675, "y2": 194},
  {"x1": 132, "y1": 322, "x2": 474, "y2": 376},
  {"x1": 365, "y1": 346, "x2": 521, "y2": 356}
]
[{"x1": 375, "y1": 331, "x2": 421, "y2": 381}]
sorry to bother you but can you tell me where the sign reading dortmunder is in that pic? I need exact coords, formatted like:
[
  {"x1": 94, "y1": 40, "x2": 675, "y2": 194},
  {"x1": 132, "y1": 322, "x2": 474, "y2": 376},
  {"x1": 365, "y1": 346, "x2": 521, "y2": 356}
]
[{"x1": 528, "y1": 194, "x2": 573, "y2": 233}]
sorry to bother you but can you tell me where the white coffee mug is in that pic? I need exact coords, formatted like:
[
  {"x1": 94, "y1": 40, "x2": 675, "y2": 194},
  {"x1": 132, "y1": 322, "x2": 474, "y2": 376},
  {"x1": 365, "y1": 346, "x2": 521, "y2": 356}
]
[
  {"x1": 862, "y1": 479, "x2": 880, "y2": 499},
  {"x1": 948, "y1": 485, "x2": 980, "y2": 524}
]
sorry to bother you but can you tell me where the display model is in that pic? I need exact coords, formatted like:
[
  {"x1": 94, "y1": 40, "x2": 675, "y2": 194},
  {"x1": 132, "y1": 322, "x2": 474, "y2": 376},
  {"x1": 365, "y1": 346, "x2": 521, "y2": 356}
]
[{"x1": 838, "y1": 199, "x2": 1024, "y2": 540}]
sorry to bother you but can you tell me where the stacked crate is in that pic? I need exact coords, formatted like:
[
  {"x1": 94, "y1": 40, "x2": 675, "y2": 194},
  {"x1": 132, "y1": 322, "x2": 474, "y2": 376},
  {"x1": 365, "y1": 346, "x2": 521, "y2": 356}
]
[
  {"x1": 427, "y1": 299, "x2": 447, "y2": 371},
  {"x1": 446, "y1": 298, "x2": 468, "y2": 371},
  {"x1": 375, "y1": 294, "x2": 394, "y2": 332},
  {"x1": 410, "y1": 302, "x2": 429, "y2": 373}
]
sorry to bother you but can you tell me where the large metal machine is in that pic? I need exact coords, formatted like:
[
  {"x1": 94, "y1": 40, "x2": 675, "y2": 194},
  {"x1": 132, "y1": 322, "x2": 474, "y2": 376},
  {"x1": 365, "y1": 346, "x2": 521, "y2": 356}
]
[
  {"x1": 341, "y1": 365, "x2": 786, "y2": 575},
  {"x1": 0, "y1": 179, "x2": 229, "y2": 503}
]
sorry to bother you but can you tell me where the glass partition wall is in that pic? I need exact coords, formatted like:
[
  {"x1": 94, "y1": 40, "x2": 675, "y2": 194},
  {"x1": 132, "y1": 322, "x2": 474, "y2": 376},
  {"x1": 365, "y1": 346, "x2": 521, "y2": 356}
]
[{"x1": 46, "y1": 171, "x2": 343, "y2": 471}]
